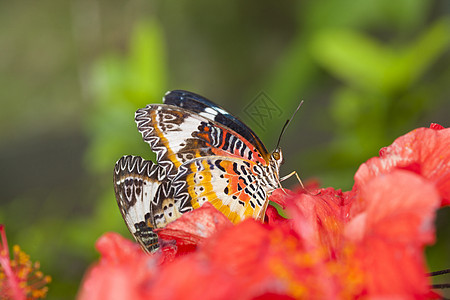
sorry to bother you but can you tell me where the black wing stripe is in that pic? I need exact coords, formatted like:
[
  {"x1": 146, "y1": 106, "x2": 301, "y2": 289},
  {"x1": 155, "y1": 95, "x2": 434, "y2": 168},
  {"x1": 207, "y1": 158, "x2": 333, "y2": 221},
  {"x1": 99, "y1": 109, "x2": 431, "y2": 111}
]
[{"x1": 163, "y1": 90, "x2": 269, "y2": 158}]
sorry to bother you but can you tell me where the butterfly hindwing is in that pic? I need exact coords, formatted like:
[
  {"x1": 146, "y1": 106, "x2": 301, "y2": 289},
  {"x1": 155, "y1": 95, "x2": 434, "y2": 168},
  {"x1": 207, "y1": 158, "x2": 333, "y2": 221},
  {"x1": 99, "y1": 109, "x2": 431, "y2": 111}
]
[
  {"x1": 113, "y1": 155, "x2": 183, "y2": 253},
  {"x1": 171, "y1": 156, "x2": 278, "y2": 224},
  {"x1": 149, "y1": 180, "x2": 184, "y2": 229}
]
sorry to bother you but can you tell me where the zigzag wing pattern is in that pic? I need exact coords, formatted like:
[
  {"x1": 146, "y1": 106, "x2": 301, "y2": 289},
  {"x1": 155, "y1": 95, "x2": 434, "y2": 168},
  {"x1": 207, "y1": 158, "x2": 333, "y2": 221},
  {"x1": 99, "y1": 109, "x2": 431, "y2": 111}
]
[
  {"x1": 135, "y1": 105, "x2": 267, "y2": 180},
  {"x1": 172, "y1": 156, "x2": 277, "y2": 224},
  {"x1": 115, "y1": 90, "x2": 285, "y2": 253},
  {"x1": 114, "y1": 155, "x2": 185, "y2": 253}
]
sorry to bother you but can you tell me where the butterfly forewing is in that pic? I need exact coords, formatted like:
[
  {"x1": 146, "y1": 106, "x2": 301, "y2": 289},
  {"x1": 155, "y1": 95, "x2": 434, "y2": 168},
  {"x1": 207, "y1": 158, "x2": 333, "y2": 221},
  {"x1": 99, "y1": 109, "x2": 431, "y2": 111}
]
[
  {"x1": 164, "y1": 90, "x2": 270, "y2": 160},
  {"x1": 135, "y1": 105, "x2": 268, "y2": 179}
]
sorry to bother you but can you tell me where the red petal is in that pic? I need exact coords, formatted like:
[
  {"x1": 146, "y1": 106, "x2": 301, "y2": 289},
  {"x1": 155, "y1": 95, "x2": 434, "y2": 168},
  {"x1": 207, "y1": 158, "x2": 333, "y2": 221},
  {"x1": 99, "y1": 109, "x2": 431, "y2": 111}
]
[
  {"x1": 94, "y1": 232, "x2": 142, "y2": 262},
  {"x1": 156, "y1": 202, "x2": 232, "y2": 256},
  {"x1": 269, "y1": 181, "x2": 321, "y2": 209},
  {"x1": 197, "y1": 219, "x2": 365, "y2": 298},
  {"x1": 346, "y1": 170, "x2": 440, "y2": 297},
  {"x1": 269, "y1": 188, "x2": 292, "y2": 208},
  {"x1": 252, "y1": 293, "x2": 296, "y2": 300},
  {"x1": 355, "y1": 126, "x2": 450, "y2": 206},
  {"x1": 430, "y1": 123, "x2": 444, "y2": 130},
  {"x1": 265, "y1": 204, "x2": 288, "y2": 225},
  {"x1": 286, "y1": 187, "x2": 352, "y2": 254},
  {"x1": 78, "y1": 233, "x2": 155, "y2": 300},
  {"x1": 150, "y1": 220, "x2": 350, "y2": 299}
]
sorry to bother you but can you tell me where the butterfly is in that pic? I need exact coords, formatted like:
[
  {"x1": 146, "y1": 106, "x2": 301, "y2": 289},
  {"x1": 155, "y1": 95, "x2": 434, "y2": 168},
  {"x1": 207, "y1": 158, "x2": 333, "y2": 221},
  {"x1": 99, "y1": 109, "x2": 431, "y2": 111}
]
[{"x1": 113, "y1": 90, "x2": 300, "y2": 253}]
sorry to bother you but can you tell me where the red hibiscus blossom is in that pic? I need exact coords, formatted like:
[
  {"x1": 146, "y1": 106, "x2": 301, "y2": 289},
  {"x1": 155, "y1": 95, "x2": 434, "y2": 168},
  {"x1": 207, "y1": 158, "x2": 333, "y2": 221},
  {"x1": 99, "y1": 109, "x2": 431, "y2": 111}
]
[
  {"x1": 354, "y1": 124, "x2": 450, "y2": 206},
  {"x1": 79, "y1": 124, "x2": 449, "y2": 299},
  {"x1": 0, "y1": 225, "x2": 51, "y2": 300}
]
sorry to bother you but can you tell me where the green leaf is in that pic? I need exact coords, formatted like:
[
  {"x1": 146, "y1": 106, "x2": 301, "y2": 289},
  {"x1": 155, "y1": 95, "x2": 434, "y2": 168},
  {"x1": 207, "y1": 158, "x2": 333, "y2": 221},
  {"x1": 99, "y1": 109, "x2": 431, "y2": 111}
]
[
  {"x1": 126, "y1": 20, "x2": 168, "y2": 106},
  {"x1": 85, "y1": 20, "x2": 167, "y2": 173},
  {"x1": 385, "y1": 18, "x2": 450, "y2": 91},
  {"x1": 310, "y1": 29, "x2": 393, "y2": 93}
]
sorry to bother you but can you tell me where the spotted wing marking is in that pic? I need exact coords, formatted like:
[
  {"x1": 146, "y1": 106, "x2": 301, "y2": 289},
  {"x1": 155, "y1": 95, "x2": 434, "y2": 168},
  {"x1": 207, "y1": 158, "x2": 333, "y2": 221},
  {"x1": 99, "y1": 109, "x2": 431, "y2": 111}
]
[
  {"x1": 172, "y1": 156, "x2": 276, "y2": 223},
  {"x1": 150, "y1": 180, "x2": 183, "y2": 228},
  {"x1": 114, "y1": 155, "x2": 180, "y2": 253}
]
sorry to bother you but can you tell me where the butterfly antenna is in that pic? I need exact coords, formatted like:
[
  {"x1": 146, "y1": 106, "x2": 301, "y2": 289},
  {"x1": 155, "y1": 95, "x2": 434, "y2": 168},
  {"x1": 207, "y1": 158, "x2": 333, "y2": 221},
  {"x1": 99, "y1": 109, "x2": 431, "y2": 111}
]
[
  {"x1": 275, "y1": 100, "x2": 304, "y2": 149},
  {"x1": 275, "y1": 101, "x2": 318, "y2": 195}
]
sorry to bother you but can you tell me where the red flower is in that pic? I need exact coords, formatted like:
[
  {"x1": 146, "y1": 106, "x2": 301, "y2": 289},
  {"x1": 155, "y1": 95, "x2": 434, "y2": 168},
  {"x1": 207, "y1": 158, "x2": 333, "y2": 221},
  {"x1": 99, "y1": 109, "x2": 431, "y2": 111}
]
[
  {"x1": 156, "y1": 202, "x2": 233, "y2": 260},
  {"x1": 0, "y1": 225, "x2": 51, "y2": 300},
  {"x1": 78, "y1": 232, "x2": 156, "y2": 299},
  {"x1": 354, "y1": 124, "x2": 450, "y2": 206},
  {"x1": 79, "y1": 124, "x2": 448, "y2": 299},
  {"x1": 345, "y1": 170, "x2": 440, "y2": 297}
]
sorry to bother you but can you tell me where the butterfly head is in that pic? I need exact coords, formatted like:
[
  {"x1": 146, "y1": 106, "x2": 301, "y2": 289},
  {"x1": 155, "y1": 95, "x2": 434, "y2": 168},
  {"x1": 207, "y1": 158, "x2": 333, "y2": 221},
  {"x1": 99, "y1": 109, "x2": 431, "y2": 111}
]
[
  {"x1": 270, "y1": 147, "x2": 284, "y2": 164},
  {"x1": 269, "y1": 147, "x2": 284, "y2": 173}
]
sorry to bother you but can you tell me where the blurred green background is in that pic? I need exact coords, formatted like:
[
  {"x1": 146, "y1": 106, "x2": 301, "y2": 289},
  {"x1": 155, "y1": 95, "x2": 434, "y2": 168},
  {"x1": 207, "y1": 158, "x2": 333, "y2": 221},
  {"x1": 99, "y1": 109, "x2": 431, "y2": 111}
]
[{"x1": 0, "y1": 0, "x2": 449, "y2": 298}]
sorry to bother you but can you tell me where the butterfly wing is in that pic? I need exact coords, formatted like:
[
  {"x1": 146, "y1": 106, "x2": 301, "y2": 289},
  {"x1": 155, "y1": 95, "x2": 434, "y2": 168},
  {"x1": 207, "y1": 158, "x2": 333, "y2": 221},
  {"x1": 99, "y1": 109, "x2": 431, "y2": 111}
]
[
  {"x1": 163, "y1": 90, "x2": 269, "y2": 158},
  {"x1": 113, "y1": 155, "x2": 183, "y2": 252},
  {"x1": 135, "y1": 104, "x2": 269, "y2": 179},
  {"x1": 171, "y1": 156, "x2": 278, "y2": 223},
  {"x1": 117, "y1": 91, "x2": 281, "y2": 251}
]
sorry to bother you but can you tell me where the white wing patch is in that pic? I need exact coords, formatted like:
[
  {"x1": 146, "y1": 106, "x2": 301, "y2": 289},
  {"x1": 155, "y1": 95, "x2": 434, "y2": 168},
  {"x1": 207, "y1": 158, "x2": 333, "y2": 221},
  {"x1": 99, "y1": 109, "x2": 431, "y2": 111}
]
[{"x1": 113, "y1": 155, "x2": 168, "y2": 252}]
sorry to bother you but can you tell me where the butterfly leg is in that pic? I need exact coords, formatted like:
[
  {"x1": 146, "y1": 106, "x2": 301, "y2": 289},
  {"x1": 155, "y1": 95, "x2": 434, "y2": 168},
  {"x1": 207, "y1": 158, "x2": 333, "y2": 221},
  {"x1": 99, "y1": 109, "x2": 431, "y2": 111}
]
[
  {"x1": 280, "y1": 171, "x2": 321, "y2": 195},
  {"x1": 276, "y1": 171, "x2": 304, "y2": 195},
  {"x1": 280, "y1": 171, "x2": 305, "y2": 189}
]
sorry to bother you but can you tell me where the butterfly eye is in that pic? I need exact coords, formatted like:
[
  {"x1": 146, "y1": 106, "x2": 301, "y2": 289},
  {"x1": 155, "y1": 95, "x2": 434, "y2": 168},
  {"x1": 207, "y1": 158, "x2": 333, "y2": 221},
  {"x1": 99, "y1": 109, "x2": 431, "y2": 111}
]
[{"x1": 272, "y1": 152, "x2": 280, "y2": 160}]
